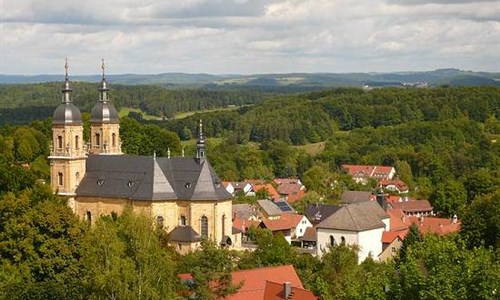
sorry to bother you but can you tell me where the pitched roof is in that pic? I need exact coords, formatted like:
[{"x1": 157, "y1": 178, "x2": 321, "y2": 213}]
[
  {"x1": 233, "y1": 217, "x2": 260, "y2": 232},
  {"x1": 286, "y1": 189, "x2": 306, "y2": 204},
  {"x1": 261, "y1": 213, "x2": 305, "y2": 232},
  {"x1": 257, "y1": 200, "x2": 282, "y2": 217},
  {"x1": 382, "y1": 230, "x2": 407, "y2": 244},
  {"x1": 342, "y1": 165, "x2": 395, "y2": 178},
  {"x1": 390, "y1": 199, "x2": 433, "y2": 213},
  {"x1": 340, "y1": 191, "x2": 374, "y2": 204},
  {"x1": 263, "y1": 281, "x2": 317, "y2": 300},
  {"x1": 253, "y1": 184, "x2": 280, "y2": 200},
  {"x1": 76, "y1": 155, "x2": 232, "y2": 201},
  {"x1": 300, "y1": 226, "x2": 317, "y2": 242},
  {"x1": 379, "y1": 179, "x2": 409, "y2": 192},
  {"x1": 387, "y1": 208, "x2": 461, "y2": 235},
  {"x1": 233, "y1": 203, "x2": 256, "y2": 220},
  {"x1": 317, "y1": 202, "x2": 389, "y2": 232},
  {"x1": 169, "y1": 226, "x2": 201, "y2": 242},
  {"x1": 275, "y1": 180, "x2": 303, "y2": 195},
  {"x1": 304, "y1": 204, "x2": 342, "y2": 224},
  {"x1": 226, "y1": 265, "x2": 304, "y2": 300}
]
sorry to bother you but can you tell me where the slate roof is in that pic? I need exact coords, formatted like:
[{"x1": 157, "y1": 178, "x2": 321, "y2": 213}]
[
  {"x1": 257, "y1": 199, "x2": 282, "y2": 217},
  {"x1": 90, "y1": 101, "x2": 119, "y2": 124},
  {"x1": 169, "y1": 226, "x2": 201, "y2": 242},
  {"x1": 232, "y1": 203, "x2": 256, "y2": 220},
  {"x1": 76, "y1": 155, "x2": 232, "y2": 201},
  {"x1": 341, "y1": 191, "x2": 374, "y2": 204},
  {"x1": 53, "y1": 102, "x2": 83, "y2": 125},
  {"x1": 304, "y1": 204, "x2": 342, "y2": 225},
  {"x1": 317, "y1": 202, "x2": 389, "y2": 232}
]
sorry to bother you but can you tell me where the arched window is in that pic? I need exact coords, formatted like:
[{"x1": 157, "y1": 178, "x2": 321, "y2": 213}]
[
  {"x1": 222, "y1": 214, "x2": 226, "y2": 236},
  {"x1": 75, "y1": 135, "x2": 79, "y2": 149},
  {"x1": 157, "y1": 216, "x2": 164, "y2": 229},
  {"x1": 86, "y1": 211, "x2": 92, "y2": 224},
  {"x1": 341, "y1": 236, "x2": 346, "y2": 245},
  {"x1": 95, "y1": 133, "x2": 100, "y2": 146},
  {"x1": 201, "y1": 216, "x2": 208, "y2": 238},
  {"x1": 180, "y1": 215, "x2": 187, "y2": 226},
  {"x1": 112, "y1": 133, "x2": 116, "y2": 147},
  {"x1": 57, "y1": 136, "x2": 63, "y2": 149},
  {"x1": 58, "y1": 172, "x2": 63, "y2": 186},
  {"x1": 75, "y1": 172, "x2": 80, "y2": 185},
  {"x1": 330, "y1": 235, "x2": 335, "y2": 246}
]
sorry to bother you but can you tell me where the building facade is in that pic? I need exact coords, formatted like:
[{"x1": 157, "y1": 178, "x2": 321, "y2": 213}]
[{"x1": 49, "y1": 61, "x2": 238, "y2": 253}]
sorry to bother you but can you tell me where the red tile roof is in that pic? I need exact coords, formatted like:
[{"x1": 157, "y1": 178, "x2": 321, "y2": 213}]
[
  {"x1": 227, "y1": 265, "x2": 304, "y2": 300},
  {"x1": 263, "y1": 281, "x2": 317, "y2": 300},
  {"x1": 261, "y1": 213, "x2": 305, "y2": 232},
  {"x1": 390, "y1": 199, "x2": 433, "y2": 213},
  {"x1": 387, "y1": 208, "x2": 460, "y2": 235},
  {"x1": 382, "y1": 230, "x2": 407, "y2": 244},
  {"x1": 253, "y1": 184, "x2": 281, "y2": 200},
  {"x1": 233, "y1": 217, "x2": 260, "y2": 232},
  {"x1": 342, "y1": 165, "x2": 395, "y2": 179},
  {"x1": 379, "y1": 179, "x2": 409, "y2": 192}
]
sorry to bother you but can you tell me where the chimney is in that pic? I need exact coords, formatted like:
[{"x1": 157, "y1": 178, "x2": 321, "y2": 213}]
[{"x1": 283, "y1": 282, "x2": 292, "y2": 299}]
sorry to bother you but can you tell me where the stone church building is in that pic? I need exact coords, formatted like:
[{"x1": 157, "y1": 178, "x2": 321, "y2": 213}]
[{"x1": 48, "y1": 61, "x2": 239, "y2": 253}]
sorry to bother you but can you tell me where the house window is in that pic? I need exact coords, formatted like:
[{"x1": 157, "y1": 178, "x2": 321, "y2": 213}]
[
  {"x1": 112, "y1": 133, "x2": 116, "y2": 147},
  {"x1": 201, "y1": 216, "x2": 208, "y2": 238},
  {"x1": 57, "y1": 136, "x2": 63, "y2": 149},
  {"x1": 75, "y1": 135, "x2": 79, "y2": 149},
  {"x1": 58, "y1": 172, "x2": 63, "y2": 186},
  {"x1": 330, "y1": 235, "x2": 335, "y2": 246},
  {"x1": 86, "y1": 211, "x2": 92, "y2": 224},
  {"x1": 75, "y1": 172, "x2": 80, "y2": 185},
  {"x1": 180, "y1": 215, "x2": 187, "y2": 226},
  {"x1": 300, "y1": 228, "x2": 303, "y2": 233},
  {"x1": 341, "y1": 236, "x2": 346, "y2": 245},
  {"x1": 157, "y1": 216, "x2": 164, "y2": 229},
  {"x1": 95, "y1": 133, "x2": 100, "y2": 146},
  {"x1": 391, "y1": 247, "x2": 396, "y2": 253}
]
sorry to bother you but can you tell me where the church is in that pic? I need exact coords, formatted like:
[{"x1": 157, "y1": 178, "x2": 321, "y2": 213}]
[{"x1": 48, "y1": 61, "x2": 239, "y2": 253}]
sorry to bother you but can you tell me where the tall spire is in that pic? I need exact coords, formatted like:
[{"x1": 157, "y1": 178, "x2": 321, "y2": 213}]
[
  {"x1": 61, "y1": 58, "x2": 72, "y2": 103},
  {"x1": 98, "y1": 58, "x2": 109, "y2": 102},
  {"x1": 196, "y1": 119, "x2": 206, "y2": 162}
]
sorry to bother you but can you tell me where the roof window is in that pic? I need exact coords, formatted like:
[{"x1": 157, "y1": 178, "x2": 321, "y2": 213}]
[{"x1": 97, "y1": 179, "x2": 104, "y2": 186}]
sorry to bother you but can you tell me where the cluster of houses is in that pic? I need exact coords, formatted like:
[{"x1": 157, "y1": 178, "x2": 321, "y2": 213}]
[{"x1": 229, "y1": 165, "x2": 461, "y2": 265}]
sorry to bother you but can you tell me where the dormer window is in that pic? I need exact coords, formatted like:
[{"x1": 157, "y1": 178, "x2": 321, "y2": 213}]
[
  {"x1": 184, "y1": 182, "x2": 191, "y2": 189},
  {"x1": 127, "y1": 181, "x2": 134, "y2": 187},
  {"x1": 97, "y1": 179, "x2": 104, "y2": 186}
]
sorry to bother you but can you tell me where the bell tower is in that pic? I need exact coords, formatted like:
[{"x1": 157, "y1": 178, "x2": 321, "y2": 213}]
[
  {"x1": 90, "y1": 59, "x2": 122, "y2": 154},
  {"x1": 49, "y1": 59, "x2": 86, "y2": 211}
]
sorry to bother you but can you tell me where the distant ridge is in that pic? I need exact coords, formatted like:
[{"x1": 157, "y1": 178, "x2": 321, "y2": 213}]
[{"x1": 1, "y1": 69, "x2": 499, "y2": 87}]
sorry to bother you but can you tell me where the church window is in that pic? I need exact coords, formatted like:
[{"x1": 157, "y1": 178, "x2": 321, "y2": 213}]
[
  {"x1": 95, "y1": 133, "x2": 100, "y2": 146},
  {"x1": 86, "y1": 211, "x2": 92, "y2": 224},
  {"x1": 57, "y1": 136, "x2": 63, "y2": 149},
  {"x1": 341, "y1": 236, "x2": 346, "y2": 245},
  {"x1": 112, "y1": 133, "x2": 116, "y2": 147},
  {"x1": 157, "y1": 216, "x2": 164, "y2": 229},
  {"x1": 75, "y1": 135, "x2": 79, "y2": 149},
  {"x1": 58, "y1": 172, "x2": 63, "y2": 186},
  {"x1": 75, "y1": 172, "x2": 80, "y2": 184},
  {"x1": 180, "y1": 215, "x2": 187, "y2": 226},
  {"x1": 222, "y1": 214, "x2": 226, "y2": 236},
  {"x1": 201, "y1": 216, "x2": 208, "y2": 238},
  {"x1": 330, "y1": 235, "x2": 335, "y2": 246}
]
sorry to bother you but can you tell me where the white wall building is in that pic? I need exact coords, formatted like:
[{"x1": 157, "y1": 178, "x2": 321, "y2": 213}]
[{"x1": 316, "y1": 201, "x2": 389, "y2": 264}]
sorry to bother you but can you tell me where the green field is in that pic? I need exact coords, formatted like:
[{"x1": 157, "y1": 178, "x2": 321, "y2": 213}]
[
  {"x1": 293, "y1": 141, "x2": 326, "y2": 156},
  {"x1": 118, "y1": 107, "x2": 163, "y2": 120},
  {"x1": 173, "y1": 105, "x2": 244, "y2": 120}
]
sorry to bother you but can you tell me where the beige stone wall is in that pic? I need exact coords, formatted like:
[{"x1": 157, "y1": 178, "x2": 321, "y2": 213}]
[
  {"x1": 90, "y1": 123, "x2": 121, "y2": 154},
  {"x1": 379, "y1": 237, "x2": 403, "y2": 262},
  {"x1": 75, "y1": 196, "x2": 131, "y2": 222},
  {"x1": 189, "y1": 200, "x2": 232, "y2": 244},
  {"x1": 50, "y1": 124, "x2": 86, "y2": 197},
  {"x1": 151, "y1": 201, "x2": 179, "y2": 231}
]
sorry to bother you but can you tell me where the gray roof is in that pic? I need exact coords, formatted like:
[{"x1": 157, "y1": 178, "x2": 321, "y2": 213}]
[
  {"x1": 90, "y1": 101, "x2": 119, "y2": 124},
  {"x1": 76, "y1": 155, "x2": 232, "y2": 201},
  {"x1": 53, "y1": 102, "x2": 83, "y2": 125},
  {"x1": 305, "y1": 204, "x2": 342, "y2": 224},
  {"x1": 169, "y1": 226, "x2": 201, "y2": 242},
  {"x1": 317, "y1": 202, "x2": 389, "y2": 232},
  {"x1": 341, "y1": 191, "x2": 373, "y2": 204},
  {"x1": 232, "y1": 204, "x2": 255, "y2": 220},
  {"x1": 257, "y1": 199, "x2": 282, "y2": 217}
]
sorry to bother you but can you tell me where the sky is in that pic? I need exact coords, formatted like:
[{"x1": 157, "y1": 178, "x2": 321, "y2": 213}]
[{"x1": 1, "y1": 0, "x2": 499, "y2": 75}]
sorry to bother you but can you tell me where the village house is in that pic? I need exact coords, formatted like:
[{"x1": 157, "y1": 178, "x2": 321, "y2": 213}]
[
  {"x1": 387, "y1": 196, "x2": 434, "y2": 216},
  {"x1": 273, "y1": 178, "x2": 306, "y2": 203},
  {"x1": 342, "y1": 164, "x2": 396, "y2": 184}
]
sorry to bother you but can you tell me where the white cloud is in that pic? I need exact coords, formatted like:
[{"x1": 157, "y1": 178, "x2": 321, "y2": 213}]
[{"x1": 1, "y1": 0, "x2": 499, "y2": 74}]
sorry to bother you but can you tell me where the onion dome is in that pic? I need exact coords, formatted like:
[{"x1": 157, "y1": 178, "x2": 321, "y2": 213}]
[
  {"x1": 53, "y1": 59, "x2": 82, "y2": 125},
  {"x1": 90, "y1": 59, "x2": 119, "y2": 124}
]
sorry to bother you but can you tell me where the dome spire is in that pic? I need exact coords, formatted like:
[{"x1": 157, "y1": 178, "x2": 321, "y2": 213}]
[
  {"x1": 196, "y1": 119, "x2": 206, "y2": 162},
  {"x1": 61, "y1": 58, "x2": 72, "y2": 103},
  {"x1": 98, "y1": 58, "x2": 109, "y2": 102}
]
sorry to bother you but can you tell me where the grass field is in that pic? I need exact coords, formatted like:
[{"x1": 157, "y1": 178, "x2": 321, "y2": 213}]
[
  {"x1": 118, "y1": 107, "x2": 163, "y2": 120},
  {"x1": 173, "y1": 105, "x2": 244, "y2": 120},
  {"x1": 293, "y1": 141, "x2": 326, "y2": 156}
]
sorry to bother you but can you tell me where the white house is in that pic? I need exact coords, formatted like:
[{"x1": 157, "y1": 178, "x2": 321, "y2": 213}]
[{"x1": 316, "y1": 201, "x2": 390, "y2": 264}]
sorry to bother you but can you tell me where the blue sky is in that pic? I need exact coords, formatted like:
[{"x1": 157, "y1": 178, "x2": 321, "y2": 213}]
[{"x1": 1, "y1": 0, "x2": 499, "y2": 75}]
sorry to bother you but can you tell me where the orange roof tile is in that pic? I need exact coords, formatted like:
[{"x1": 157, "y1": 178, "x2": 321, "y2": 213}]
[
  {"x1": 253, "y1": 184, "x2": 281, "y2": 200},
  {"x1": 233, "y1": 217, "x2": 260, "y2": 232},
  {"x1": 382, "y1": 230, "x2": 407, "y2": 244},
  {"x1": 261, "y1": 213, "x2": 304, "y2": 232},
  {"x1": 227, "y1": 265, "x2": 304, "y2": 300},
  {"x1": 286, "y1": 189, "x2": 306, "y2": 204},
  {"x1": 387, "y1": 208, "x2": 460, "y2": 235},
  {"x1": 263, "y1": 281, "x2": 317, "y2": 300},
  {"x1": 390, "y1": 200, "x2": 433, "y2": 213}
]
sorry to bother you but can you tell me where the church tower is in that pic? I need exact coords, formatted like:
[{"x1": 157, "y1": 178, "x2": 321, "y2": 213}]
[
  {"x1": 49, "y1": 59, "x2": 86, "y2": 210},
  {"x1": 90, "y1": 59, "x2": 121, "y2": 154},
  {"x1": 196, "y1": 119, "x2": 206, "y2": 163}
]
